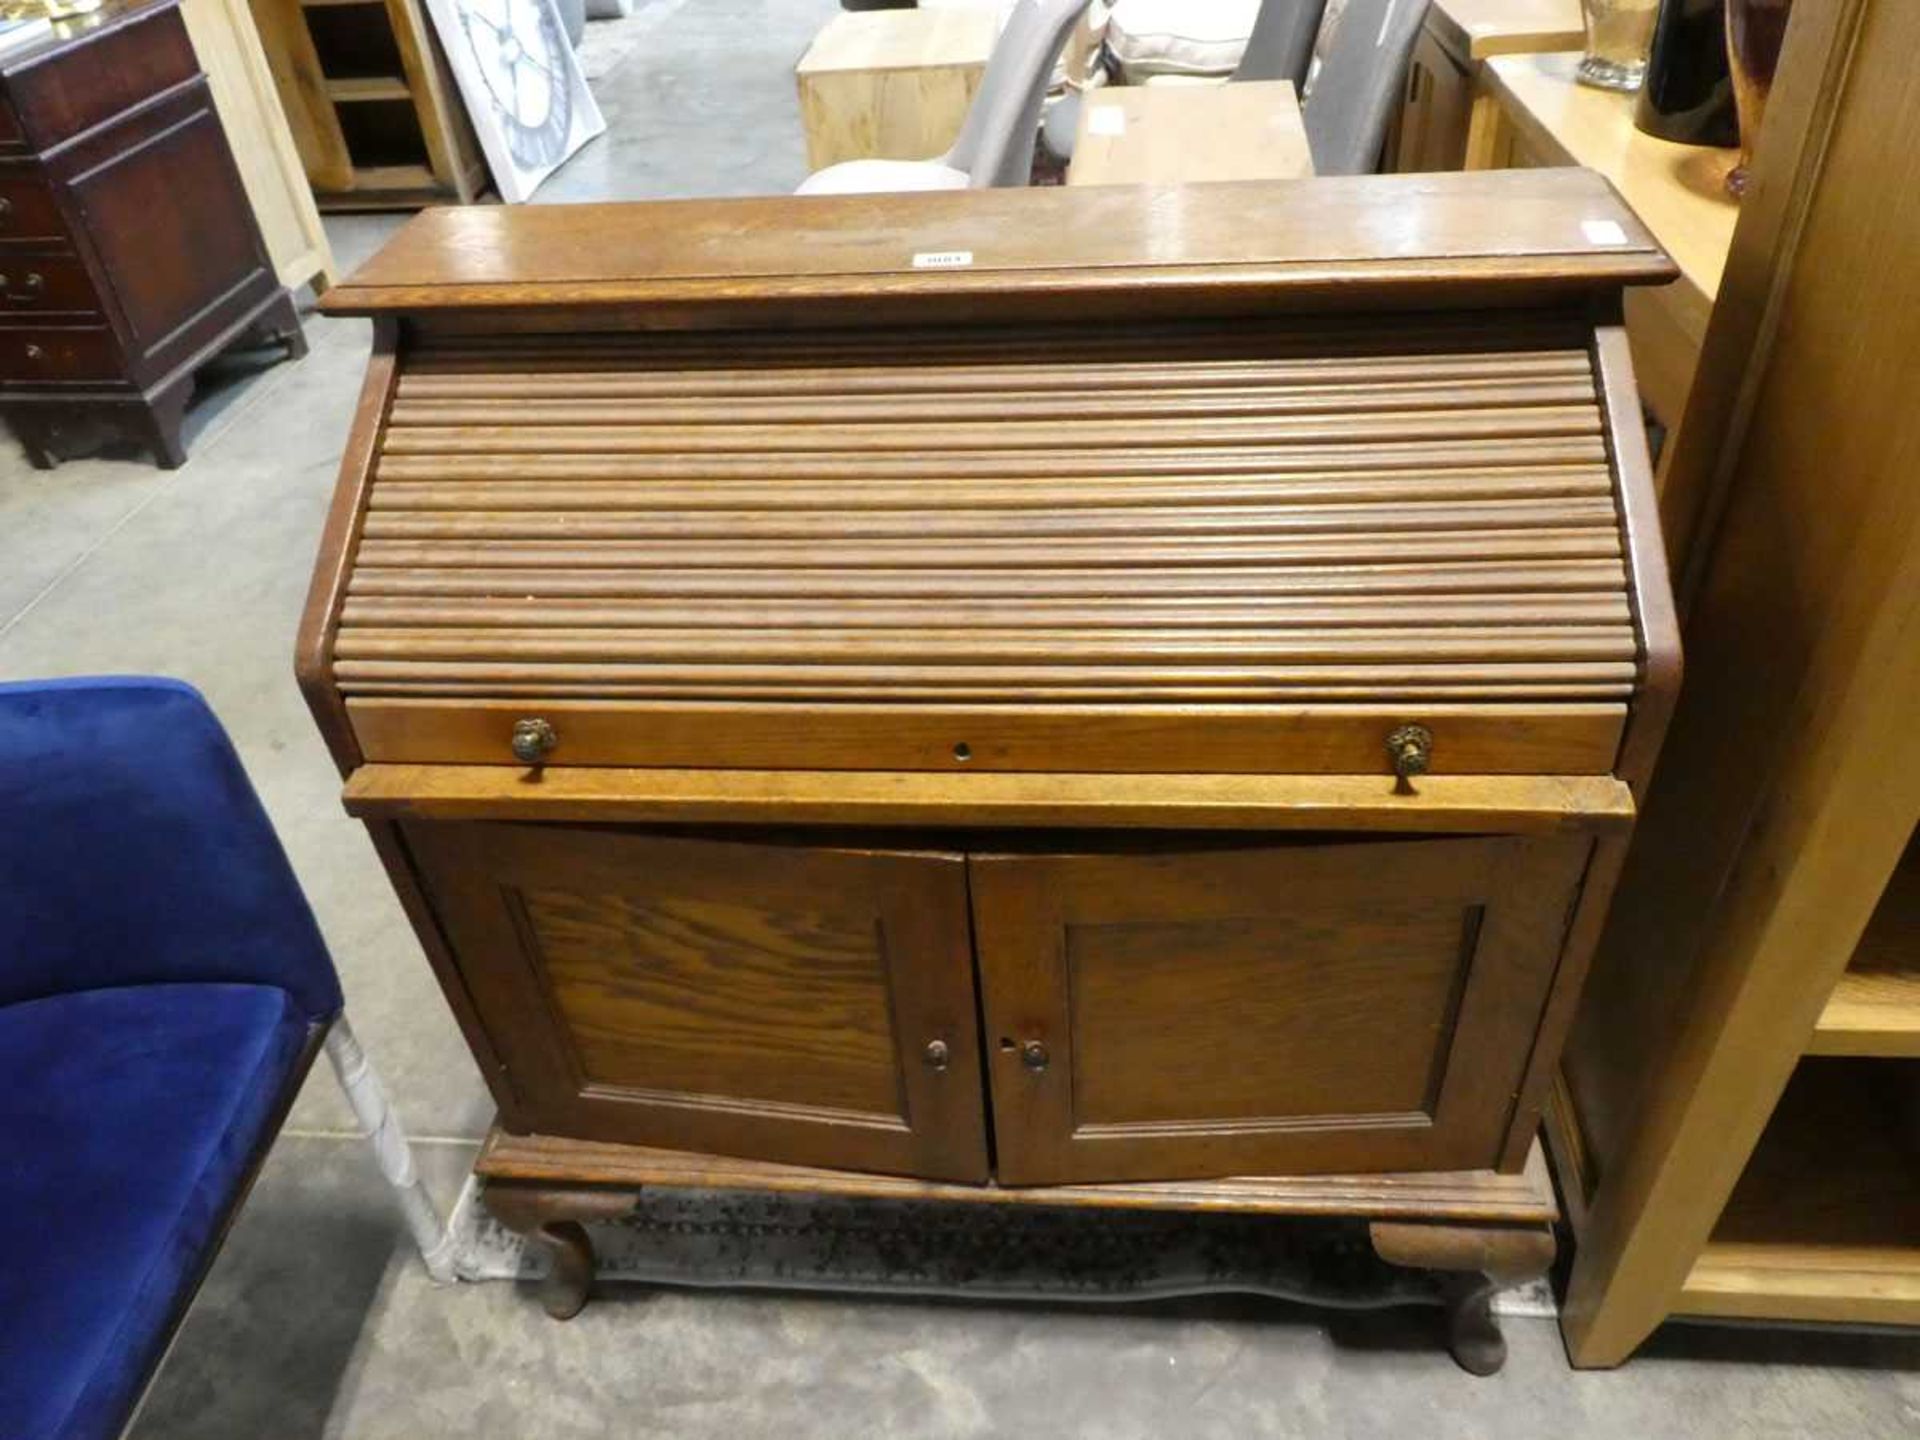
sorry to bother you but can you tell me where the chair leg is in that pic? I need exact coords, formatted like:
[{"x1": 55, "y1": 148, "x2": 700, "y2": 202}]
[{"x1": 324, "y1": 1014, "x2": 458, "y2": 1283}]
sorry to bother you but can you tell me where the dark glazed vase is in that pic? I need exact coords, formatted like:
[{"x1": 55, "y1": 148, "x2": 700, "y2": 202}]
[
  {"x1": 1726, "y1": 0, "x2": 1795, "y2": 195},
  {"x1": 1635, "y1": 0, "x2": 1740, "y2": 147}
]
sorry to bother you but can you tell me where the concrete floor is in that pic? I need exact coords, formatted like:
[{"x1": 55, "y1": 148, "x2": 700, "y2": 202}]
[{"x1": 1, "y1": 0, "x2": 1916, "y2": 1433}]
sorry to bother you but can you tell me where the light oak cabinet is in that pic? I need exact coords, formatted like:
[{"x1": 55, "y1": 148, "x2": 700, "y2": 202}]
[{"x1": 1550, "y1": 0, "x2": 1920, "y2": 1363}]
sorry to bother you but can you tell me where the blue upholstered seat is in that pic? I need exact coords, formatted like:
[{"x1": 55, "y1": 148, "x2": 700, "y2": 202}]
[
  {"x1": 0, "y1": 678, "x2": 344, "y2": 1440},
  {"x1": 0, "y1": 985, "x2": 311, "y2": 1440}
]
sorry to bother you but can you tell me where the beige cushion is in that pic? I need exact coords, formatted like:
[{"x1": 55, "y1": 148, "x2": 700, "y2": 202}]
[
  {"x1": 795, "y1": 159, "x2": 973, "y2": 196},
  {"x1": 1107, "y1": 0, "x2": 1260, "y2": 82}
]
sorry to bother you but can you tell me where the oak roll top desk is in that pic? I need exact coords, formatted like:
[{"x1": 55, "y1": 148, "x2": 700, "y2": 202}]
[{"x1": 301, "y1": 171, "x2": 1680, "y2": 1370}]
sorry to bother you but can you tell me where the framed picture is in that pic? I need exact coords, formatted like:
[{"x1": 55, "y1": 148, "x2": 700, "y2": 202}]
[{"x1": 422, "y1": 0, "x2": 606, "y2": 203}]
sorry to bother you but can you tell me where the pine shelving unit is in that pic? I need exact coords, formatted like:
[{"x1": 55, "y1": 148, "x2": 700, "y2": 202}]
[
  {"x1": 1547, "y1": 0, "x2": 1920, "y2": 1368},
  {"x1": 250, "y1": 0, "x2": 485, "y2": 208},
  {"x1": 1675, "y1": 838, "x2": 1920, "y2": 1324}
]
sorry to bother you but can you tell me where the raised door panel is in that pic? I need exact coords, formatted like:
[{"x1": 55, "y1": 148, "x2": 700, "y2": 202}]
[
  {"x1": 972, "y1": 835, "x2": 1591, "y2": 1185},
  {"x1": 402, "y1": 822, "x2": 990, "y2": 1181},
  {"x1": 66, "y1": 97, "x2": 272, "y2": 377}
]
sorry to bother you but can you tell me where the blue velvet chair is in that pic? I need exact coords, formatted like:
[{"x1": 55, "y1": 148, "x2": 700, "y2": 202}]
[{"x1": 0, "y1": 677, "x2": 443, "y2": 1440}]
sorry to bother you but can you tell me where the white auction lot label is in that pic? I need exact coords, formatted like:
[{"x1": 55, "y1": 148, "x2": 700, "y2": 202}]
[{"x1": 911, "y1": 250, "x2": 975, "y2": 269}]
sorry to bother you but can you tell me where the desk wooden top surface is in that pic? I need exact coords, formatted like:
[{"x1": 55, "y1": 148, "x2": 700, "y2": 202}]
[
  {"x1": 1484, "y1": 52, "x2": 1739, "y2": 304},
  {"x1": 1429, "y1": 0, "x2": 1585, "y2": 63},
  {"x1": 1068, "y1": 81, "x2": 1314, "y2": 188},
  {"x1": 325, "y1": 169, "x2": 1674, "y2": 325}
]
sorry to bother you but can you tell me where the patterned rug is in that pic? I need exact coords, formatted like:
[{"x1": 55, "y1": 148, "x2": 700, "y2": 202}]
[{"x1": 445, "y1": 1174, "x2": 1556, "y2": 1317}]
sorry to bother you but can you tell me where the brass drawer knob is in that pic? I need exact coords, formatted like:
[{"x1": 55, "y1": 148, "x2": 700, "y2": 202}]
[
  {"x1": 1021, "y1": 1039, "x2": 1050, "y2": 1073},
  {"x1": 22, "y1": 342, "x2": 43, "y2": 363},
  {"x1": 1386, "y1": 723, "x2": 1433, "y2": 791},
  {"x1": 923, "y1": 1039, "x2": 950, "y2": 1071},
  {"x1": 510, "y1": 717, "x2": 557, "y2": 764}
]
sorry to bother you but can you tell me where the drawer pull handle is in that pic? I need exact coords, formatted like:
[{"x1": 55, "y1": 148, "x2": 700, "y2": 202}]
[
  {"x1": 1020, "y1": 1040, "x2": 1050, "y2": 1073},
  {"x1": 22, "y1": 342, "x2": 43, "y2": 363},
  {"x1": 0, "y1": 197, "x2": 12, "y2": 222},
  {"x1": 16, "y1": 272, "x2": 43, "y2": 300},
  {"x1": 1386, "y1": 723, "x2": 1433, "y2": 791},
  {"x1": 510, "y1": 717, "x2": 557, "y2": 765},
  {"x1": 922, "y1": 1039, "x2": 950, "y2": 1071}
]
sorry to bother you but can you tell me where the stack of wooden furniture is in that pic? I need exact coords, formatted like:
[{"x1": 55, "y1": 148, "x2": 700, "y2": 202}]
[
  {"x1": 299, "y1": 169, "x2": 1681, "y2": 1373},
  {"x1": 0, "y1": 0, "x2": 304, "y2": 468},
  {"x1": 1543, "y1": 0, "x2": 1920, "y2": 1365},
  {"x1": 249, "y1": 0, "x2": 484, "y2": 208}
]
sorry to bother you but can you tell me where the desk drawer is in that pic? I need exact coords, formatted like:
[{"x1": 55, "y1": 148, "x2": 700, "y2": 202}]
[
  {"x1": 343, "y1": 699, "x2": 1630, "y2": 777},
  {"x1": 0, "y1": 173, "x2": 69, "y2": 244},
  {"x1": 0, "y1": 326, "x2": 119, "y2": 383},
  {"x1": 0, "y1": 255, "x2": 98, "y2": 317}
]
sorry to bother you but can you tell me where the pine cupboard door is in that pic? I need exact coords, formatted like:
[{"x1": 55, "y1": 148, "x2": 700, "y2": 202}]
[
  {"x1": 970, "y1": 836, "x2": 1593, "y2": 1185},
  {"x1": 401, "y1": 823, "x2": 990, "y2": 1181}
]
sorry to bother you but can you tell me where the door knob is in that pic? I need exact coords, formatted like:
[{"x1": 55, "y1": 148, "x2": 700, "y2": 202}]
[
  {"x1": 923, "y1": 1039, "x2": 950, "y2": 1071},
  {"x1": 1386, "y1": 723, "x2": 1433, "y2": 791},
  {"x1": 1020, "y1": 1039, "x2": 1050, "y2": 1073},
  {"x1": 510, "y1": 717, "x2": 557, "y2": 764}
]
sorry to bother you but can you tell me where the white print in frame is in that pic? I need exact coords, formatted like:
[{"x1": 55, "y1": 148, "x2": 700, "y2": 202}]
[{"x1": 422, "y1": 0, "x2": 607, "y2": 203}]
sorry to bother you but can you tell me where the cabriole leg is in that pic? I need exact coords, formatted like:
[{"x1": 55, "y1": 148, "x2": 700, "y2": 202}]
[
  {"x1": 483, "y1": 1184, "x2": 639, "y2": 1319},
  {"x1": 1369, "y1": 1221, "x2": 1557, "y2": 1376},
  {"x1": 1440, "y1": 1271, "x2": 1508, "y2": 1376}
]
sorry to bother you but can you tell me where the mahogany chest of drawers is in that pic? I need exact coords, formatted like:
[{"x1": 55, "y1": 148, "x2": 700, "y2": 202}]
[
  {"x1": 301, "y1": 171, "x2": 1680, "y2": 1369},
  {"x1": 0, "y1": 0, "x2": 303, "y2": 468}
]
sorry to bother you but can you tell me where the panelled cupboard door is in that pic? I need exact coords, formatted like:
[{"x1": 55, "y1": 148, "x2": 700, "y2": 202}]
[
  {"x1": 401, "y1": 822, "x2": 990, "y2": 1181},
  {"x1": 971, "y1": 835, "x2": 1592, "y2": 1185}
]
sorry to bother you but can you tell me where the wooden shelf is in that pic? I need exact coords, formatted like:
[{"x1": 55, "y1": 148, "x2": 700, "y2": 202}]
[
  {"x1": 316, "y1": 164, "x2": 463, "y2": 212},
  {"x1": 1677, "y1": 1059, "x2": 1920, "y2": 1325},
  {"x1": 324, "y1": 75, "x2": 411, "y2": 103},
  {"x1": 350, "y1": 163, "x2": 435, "y2": 190},
  {"x1": 1810, "y1": 833, "x2": 1920, "y2": 1058}
]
